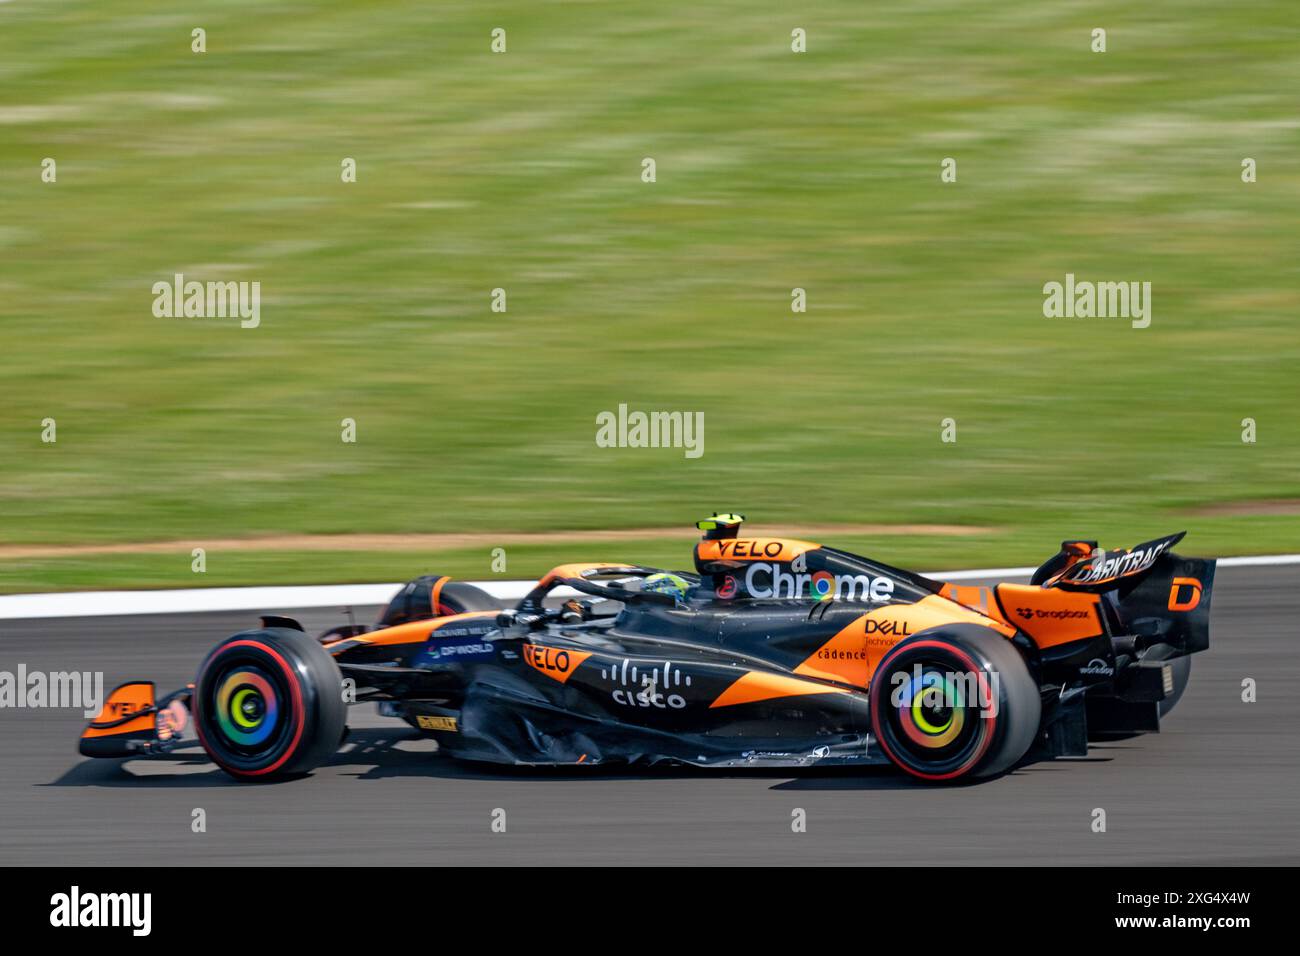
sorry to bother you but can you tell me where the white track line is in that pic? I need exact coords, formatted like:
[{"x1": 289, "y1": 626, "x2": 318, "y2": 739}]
[
  {"x1": 0, "y1": 555, "x2": 1297, "y2": 621},
  {"x1": 0, "y1": 580, "x2": 570, "y2": 620}
]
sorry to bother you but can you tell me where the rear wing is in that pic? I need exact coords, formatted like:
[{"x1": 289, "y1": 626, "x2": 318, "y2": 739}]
[
  {"x1": 1044, "y1": 532, "x2": 1185, "y2": 593},
  {"x1": 1039, "y1": 532, "x2": 1214, "y2": 654}
]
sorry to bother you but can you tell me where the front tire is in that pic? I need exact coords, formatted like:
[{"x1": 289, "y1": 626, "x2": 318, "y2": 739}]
[
  {"x1": 869, "y1": 625, "x2": 1041, "y2": 782},
  {"x1": 194, "y1": 628, "x2": 346, "y2": 781}
]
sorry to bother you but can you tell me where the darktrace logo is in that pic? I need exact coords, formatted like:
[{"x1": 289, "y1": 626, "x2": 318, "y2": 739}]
[
  {"x1": 49, "y1": 886, "x2": 151, "y2": 936},
  {"x1": 1070, "y1": 537, "x2": 1175, "y2": 584}
]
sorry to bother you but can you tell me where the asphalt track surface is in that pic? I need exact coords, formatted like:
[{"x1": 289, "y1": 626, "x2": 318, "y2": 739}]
[{"x1": 1, "y1": 566, "x2": 1296, "y2": 866}]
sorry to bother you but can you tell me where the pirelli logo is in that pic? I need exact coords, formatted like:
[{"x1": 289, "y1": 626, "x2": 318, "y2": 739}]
[{"x1": 416, "y1": 714, "x2": 458, "y2": 732}]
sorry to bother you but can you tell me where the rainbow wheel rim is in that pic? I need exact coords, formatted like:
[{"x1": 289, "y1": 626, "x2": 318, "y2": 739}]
[
  {"x1": 214, "y1": 666, "x2": 280, "y2": 747},
  {"x1": 871, "y1": 640, "x2": 999, "y2": 781},
  {"x1": 897, "y1": 670, "x2": 966, "y2": 749}
]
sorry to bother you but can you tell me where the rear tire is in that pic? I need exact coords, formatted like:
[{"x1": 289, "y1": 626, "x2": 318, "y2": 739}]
[
  {"x1": 869, "y1": 625, "x2": 1041, "y2": 782},
  {"x1": 194, "y1": 628, "x2": 346, "y2": 781}
]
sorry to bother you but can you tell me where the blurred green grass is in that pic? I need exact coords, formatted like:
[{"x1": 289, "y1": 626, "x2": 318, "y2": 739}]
[
  {"x1": 1, "y1": 1, "x2": 1297, "y2": 591},
  {"x1": 1, "y1": 514, "x2": 1297, "y2": 595}
]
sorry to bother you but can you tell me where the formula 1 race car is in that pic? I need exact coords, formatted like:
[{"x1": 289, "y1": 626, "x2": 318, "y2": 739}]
[{"x1": 80, "y1": 515, "x2": 1216, "y2": 783}]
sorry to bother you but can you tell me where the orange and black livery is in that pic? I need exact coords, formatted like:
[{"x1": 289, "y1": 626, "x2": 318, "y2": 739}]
[{"x1": 79, "y1": 516, "x2": 1215, "y2": 784}]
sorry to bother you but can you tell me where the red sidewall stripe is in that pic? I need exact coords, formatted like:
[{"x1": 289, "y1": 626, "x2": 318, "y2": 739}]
[
  {"x1": 194, "y1": 639, "x2": 307, "y2": 778},
  {"x1": 870, "y1": 639, "x2": 997, "y2": 782}
]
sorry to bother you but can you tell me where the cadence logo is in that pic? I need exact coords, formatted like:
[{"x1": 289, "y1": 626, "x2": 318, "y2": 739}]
[
  {"x1": 743, "y1": 562, "x2": 894, "y2": 603},
  {"x1": 49, "y1": 886, "x2": 151, "y2": 936}
]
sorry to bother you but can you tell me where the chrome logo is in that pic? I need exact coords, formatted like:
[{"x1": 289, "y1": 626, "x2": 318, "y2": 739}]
[
  {"x1": 743, "y1": 562, "x2": 894, "y2": 603},
  {"x1": 214, "y1": 667, "x2": 279, "y2": 746}
]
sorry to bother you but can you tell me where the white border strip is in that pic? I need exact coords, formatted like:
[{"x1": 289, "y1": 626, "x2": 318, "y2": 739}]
[
  {"x1": 0, "y1": 580, "x2": 573, "y2": 620},
  {"x1": 1, "y1": 555, "x2": 1297, "y2": 621}
]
